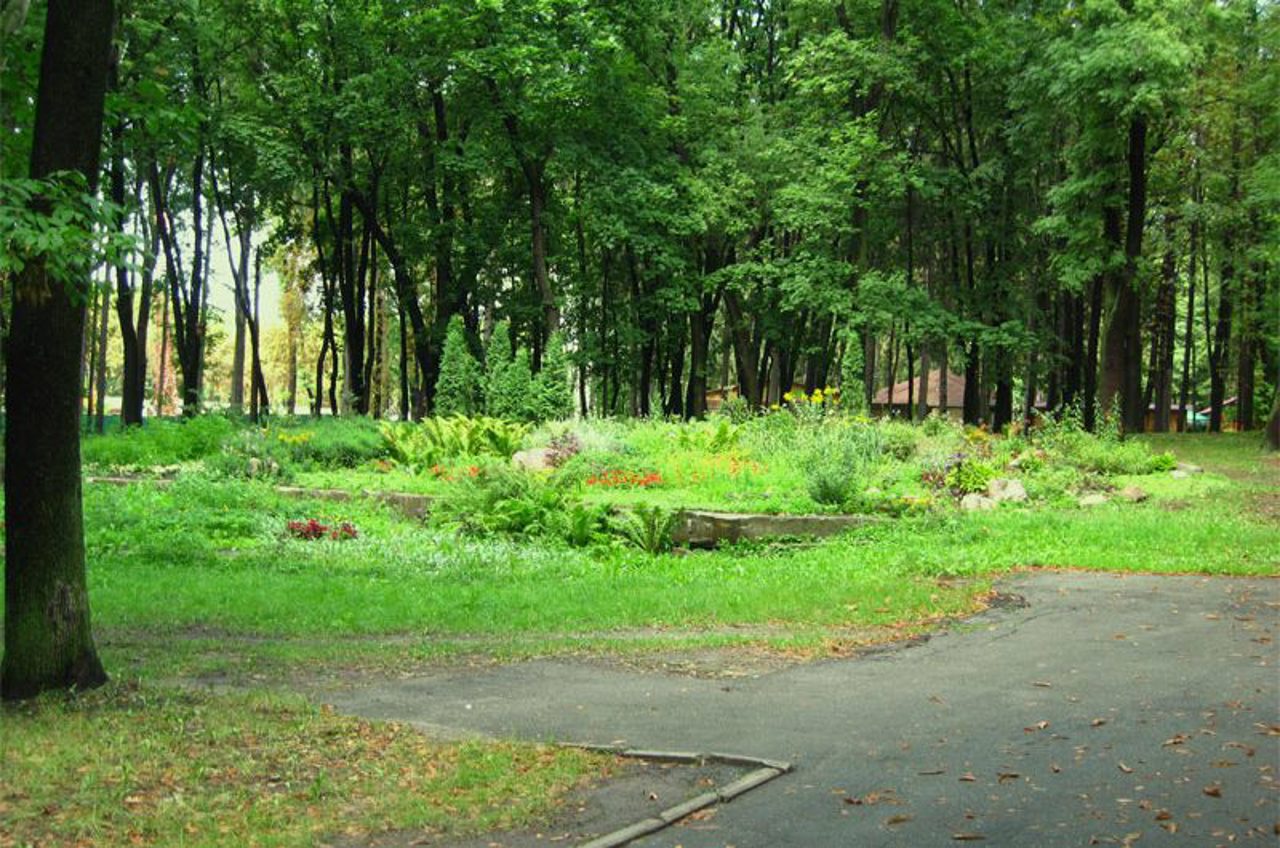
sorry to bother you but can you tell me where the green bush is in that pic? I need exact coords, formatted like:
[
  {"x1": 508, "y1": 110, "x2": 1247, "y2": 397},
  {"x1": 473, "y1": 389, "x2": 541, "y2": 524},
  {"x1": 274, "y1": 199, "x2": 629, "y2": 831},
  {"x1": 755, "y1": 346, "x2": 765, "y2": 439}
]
[
  {"x1": 381, "y1": 416, "x2": 529, "y2": 473},
  {"x1": 799, "y1": 422, "x2": 882, "y2": 508},
  {"x1": 945, "y1": 457, "x2": 997, "y2": 495},
  {"x1": 270, "y1": 418, "x2": 389, "y2": 469},
  {"x1": 430, "y1": 465, "x2": 570, "y2": 537},
  {"x1": 205, "y1": 429, "x2": 293, "y2": 481},
  {"x1": 614, "y1": 504, "x2": 676, "y2": 554},
  {"x1": 434, "y1": 316, "x2": 483, "y2": 416},
  {"x1": 82, "y1": 415, "x2": 239, "y2": 468}
]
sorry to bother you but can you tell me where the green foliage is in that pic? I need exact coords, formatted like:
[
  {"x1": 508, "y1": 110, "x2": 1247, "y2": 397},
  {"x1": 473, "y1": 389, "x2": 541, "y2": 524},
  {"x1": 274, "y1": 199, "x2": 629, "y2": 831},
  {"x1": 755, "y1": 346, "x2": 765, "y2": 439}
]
[
  {"x1": 485, "y1": 323, "x2": 534, "y2": 422},
  {"x1": 380, "y1": 416, "x2": 529, "y2": 473},
  {"x1": 81, "y1": 416, "x2": 239, "y2": 469},
  {"x1": 615, "y1": 504, "x2": 676, "y2": 554},
  {"x1": 434, "y1": 316, "x2": 482, "y2": 417},
  {"x1": 268, "y1": 418, "x2": 390, "y2": 469},
  {"x1": 530, "y1": 332, "x2": 574, "y2": 422},
  {"x1": 205, "y1": 429, "x2": 292, "y2": 481},
  {"x1": 0, "y1": 174, "x2": 136, "y2": 290},
  {"x1": 945, "y1": 457, "x2": 998, "y2": 495},
  {"x1": 430, "y1": 465, "x2": 570, "y2": 538}
]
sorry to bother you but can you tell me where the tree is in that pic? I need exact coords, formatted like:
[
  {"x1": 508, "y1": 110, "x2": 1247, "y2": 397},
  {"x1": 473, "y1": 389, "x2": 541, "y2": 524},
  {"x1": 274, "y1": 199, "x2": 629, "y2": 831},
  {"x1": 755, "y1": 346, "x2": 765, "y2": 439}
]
[
  {"x1": 3, "y1": 0, "x2": 113, "y2": 700},
  {"x1": 433, "y1": 315, "x2": 482, "y2": 416}
]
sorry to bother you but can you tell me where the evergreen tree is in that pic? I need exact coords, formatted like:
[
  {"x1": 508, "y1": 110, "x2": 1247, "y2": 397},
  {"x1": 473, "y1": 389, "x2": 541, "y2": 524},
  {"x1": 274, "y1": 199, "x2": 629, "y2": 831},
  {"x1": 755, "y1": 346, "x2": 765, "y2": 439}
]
[
  {"x1": 485, "y1": 321, "x2": 532, "y2": 420},
  {"x1": 433, "y1": 316, "x2": 482, "y2": 416},
  {"x1": 531, "y1": 332, "x2": 574, "y2": 422}
]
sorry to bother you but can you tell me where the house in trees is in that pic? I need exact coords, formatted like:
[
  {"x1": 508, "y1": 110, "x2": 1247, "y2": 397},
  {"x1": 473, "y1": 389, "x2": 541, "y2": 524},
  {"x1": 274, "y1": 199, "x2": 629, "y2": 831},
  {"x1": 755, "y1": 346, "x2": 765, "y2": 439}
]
[{"x1": 871, "y1": 369, "x2": 975, "y2": 420}]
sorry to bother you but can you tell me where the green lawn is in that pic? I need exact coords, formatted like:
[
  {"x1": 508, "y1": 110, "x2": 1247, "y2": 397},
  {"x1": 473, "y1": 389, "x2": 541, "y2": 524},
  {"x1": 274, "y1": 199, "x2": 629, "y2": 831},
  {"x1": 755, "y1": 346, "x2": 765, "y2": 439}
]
[{"x1": 3, "y1": 429, "x2": 1275, "y2": 848}]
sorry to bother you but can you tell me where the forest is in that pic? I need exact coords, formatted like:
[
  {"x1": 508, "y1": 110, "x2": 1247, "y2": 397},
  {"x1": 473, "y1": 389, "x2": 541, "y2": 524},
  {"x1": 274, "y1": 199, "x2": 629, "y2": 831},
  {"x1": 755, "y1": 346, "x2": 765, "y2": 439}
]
[{"x1": 2, "y1": 0, "x2": 1276, "y2": 435}]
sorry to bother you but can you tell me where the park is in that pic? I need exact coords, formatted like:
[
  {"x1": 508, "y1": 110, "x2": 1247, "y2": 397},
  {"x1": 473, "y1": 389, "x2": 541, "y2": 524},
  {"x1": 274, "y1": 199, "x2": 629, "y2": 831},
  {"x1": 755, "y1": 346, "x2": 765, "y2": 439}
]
[{"x1": 2, "y1": 0, "x2": 1277, "y2": 846}]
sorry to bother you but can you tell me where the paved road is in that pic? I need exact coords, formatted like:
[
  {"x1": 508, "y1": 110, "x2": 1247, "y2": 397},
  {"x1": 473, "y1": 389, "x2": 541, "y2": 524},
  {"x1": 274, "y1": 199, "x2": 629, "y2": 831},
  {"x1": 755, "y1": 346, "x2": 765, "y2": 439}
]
[{"x1": 328, "y1": 572, "x2": 1279, "y2": 847}]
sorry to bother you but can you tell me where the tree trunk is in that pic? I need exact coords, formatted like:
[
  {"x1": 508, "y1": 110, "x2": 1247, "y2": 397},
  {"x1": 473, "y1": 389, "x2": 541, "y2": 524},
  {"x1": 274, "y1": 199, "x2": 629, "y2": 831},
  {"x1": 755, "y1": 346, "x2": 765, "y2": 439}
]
[
  {"x1": 1179, "y1": 206, "x2": 1199, "y2": 416},
  {"x1": 2, "y1": 0, "x2": 112, "y2": 700},
  {"x1": 94, "y1": 279, "x2": 110, "y2": 433}
]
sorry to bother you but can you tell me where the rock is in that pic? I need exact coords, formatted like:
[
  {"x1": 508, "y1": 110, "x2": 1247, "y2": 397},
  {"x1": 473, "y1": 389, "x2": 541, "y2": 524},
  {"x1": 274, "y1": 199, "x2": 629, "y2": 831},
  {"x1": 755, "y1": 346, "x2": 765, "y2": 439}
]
[
  {"x1": 1117, "y1": 485, "x2": 1149, "y2": 503},
  {"x1": 1078, "y1": 493, "x2": 1108, "y2": 508},
  {"x1": 987, "y1": 478, "x2": 1028, "y2": 503},
  {"x1": 673, "y1": 511, "x2": 879, "y2": 547},
  {"x1": 1170, "y1": 469, "x2": 1189, "y2": 479},
  {"x1": 512, "y1": 447, "x2": 555, "y2": 472},
  {"x1": 1175, "y1": 462, "x2": 1203, "y2": 475},
  {"x1": 960, "y1": 493, "x2": 996, "y2": 511}
]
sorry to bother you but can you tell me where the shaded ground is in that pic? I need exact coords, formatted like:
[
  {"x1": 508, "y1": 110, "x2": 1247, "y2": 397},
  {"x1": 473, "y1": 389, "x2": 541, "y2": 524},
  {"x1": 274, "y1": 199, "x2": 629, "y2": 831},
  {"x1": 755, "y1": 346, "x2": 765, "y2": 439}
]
[{"x1": 322, "y1": 572, "x2": 1279, "y2": 847}]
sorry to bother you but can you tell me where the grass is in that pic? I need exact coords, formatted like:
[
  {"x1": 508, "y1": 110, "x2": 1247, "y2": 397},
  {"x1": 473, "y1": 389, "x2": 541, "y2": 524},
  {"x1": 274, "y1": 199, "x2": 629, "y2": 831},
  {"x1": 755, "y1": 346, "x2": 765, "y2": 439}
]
[
  {"x1": 0, "y1": 683, "x2": 610, "y2": 848},
  {"x1": 2, "y1": 426, "x2": 1276, "y2": 846}
]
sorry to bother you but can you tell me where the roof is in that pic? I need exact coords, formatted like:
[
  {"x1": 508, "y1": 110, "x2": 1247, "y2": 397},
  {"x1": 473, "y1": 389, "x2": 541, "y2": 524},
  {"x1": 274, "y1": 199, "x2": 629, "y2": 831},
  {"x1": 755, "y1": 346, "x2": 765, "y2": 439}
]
[
  {"x1": 871, "y1": 369, "x2": 968, "y2": 408},
  {"x1": 1196, "y1": 396, "x2": 1237, "y2": 416}
]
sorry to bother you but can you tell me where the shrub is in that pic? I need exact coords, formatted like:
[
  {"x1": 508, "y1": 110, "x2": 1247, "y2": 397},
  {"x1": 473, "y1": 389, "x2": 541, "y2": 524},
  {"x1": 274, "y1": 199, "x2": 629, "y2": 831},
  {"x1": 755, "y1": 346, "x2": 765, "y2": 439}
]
[
  {"x1": 614, "y1": 504, "x2": 676, "y2": 554},
  {"x1": 562, "y1": 503, "x2": 610, "y2": 548},
  {"x1": 944, "y1": 456, "x2": 997, "y2": 495},
  {"x1": 878, "y1": 421, "x2": 919, "y2": 461},
  {"x1": 381, "y1": 416, "x2": 529, "y2": 472},
  {"x1": 799, "y1": 422, "x2": 882, "y2": 508},
  {"x1": 484, "y1": 321, "x2": 528, "y2": 420},
  {"x1": 271, "y1": 418, "x2": 389, "y2": 469},
  {"x1": 434, "y1": 316, "x2": 483, "y2": 416},
  {"x1": 716, "y1": 395, "x2": 753, "y2": 423},
  {"x1": 529, "y1": 332, "x2": 574, "y2": 422},
  {"x1": 82, "y1": 415, "x2": 238, "y2": 468},
  {"x1": 545, "y1": 429, "x2": 583, "y2": 468},
  {"x1": 430, "y1": 465, "x2": 570, "y2": 537},
  {"x1": 205, "y1": 428, "x2": 292, "y2": 481}
]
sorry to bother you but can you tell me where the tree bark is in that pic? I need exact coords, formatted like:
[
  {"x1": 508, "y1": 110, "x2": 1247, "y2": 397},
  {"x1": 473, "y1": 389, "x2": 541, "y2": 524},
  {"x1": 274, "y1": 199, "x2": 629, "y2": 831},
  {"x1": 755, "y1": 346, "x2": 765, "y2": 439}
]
[{"x1": 2, "y1": 0, "x2": 112, "y2": 700}]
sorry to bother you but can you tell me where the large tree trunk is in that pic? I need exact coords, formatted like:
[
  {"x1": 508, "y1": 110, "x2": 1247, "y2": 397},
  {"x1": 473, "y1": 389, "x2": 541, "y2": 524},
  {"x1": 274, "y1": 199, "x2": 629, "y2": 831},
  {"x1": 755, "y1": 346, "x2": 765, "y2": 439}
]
[
  {"x1": 1100, "y1": 114, "x2": 1148, "y2": 434},
  {"x1": 2, "y1": 0, "x2": 112, "y2": 700}
]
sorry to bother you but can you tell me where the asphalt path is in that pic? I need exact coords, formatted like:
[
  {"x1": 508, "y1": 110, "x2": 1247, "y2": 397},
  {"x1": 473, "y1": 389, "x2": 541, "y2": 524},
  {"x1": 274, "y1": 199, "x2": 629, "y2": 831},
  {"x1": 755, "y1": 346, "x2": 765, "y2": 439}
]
[{"x1": 328, "y1": 572, "x2": 1279, "y2": 847}]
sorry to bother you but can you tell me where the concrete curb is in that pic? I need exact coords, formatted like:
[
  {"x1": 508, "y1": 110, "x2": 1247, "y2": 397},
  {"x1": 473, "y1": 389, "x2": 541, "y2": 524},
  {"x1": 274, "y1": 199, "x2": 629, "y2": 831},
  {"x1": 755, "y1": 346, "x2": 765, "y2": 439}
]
[{"x1": 567, "y1": 745, "x2": 792, "y2": 848}]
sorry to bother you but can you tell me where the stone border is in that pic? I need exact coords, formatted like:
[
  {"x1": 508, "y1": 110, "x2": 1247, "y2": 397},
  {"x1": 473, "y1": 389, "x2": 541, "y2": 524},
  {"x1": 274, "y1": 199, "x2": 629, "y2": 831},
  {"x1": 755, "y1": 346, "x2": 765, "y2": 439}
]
[
  {"x1": 563, "y1": 745, "x2": 792, "y2": 848},
  {"x1": 673, "y1": 509, "x2": 880, "y2": 547}
]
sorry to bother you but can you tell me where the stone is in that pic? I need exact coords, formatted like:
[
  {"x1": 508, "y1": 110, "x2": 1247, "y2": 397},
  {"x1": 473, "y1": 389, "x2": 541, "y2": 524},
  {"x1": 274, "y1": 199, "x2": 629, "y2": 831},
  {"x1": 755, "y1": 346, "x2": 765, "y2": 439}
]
[
  {"x1": 1175, "y1": 462, "x2": 1203, "y2": 475},
  {"x1": 512, "y1": 447, "x2": 556, "y2": 472},
  {"x1": 1170, "y1": 469, "x2": 1189, "y2": 479},
  {"x1": 1078, "y1": 493, "x2": 1108, "y2": 508},
  {"x1": 987, "y1": 478, "x2": 1028, "y2": 503},
  {"x1": 1117, "y1": 485, "x2": 1149, "y2": 503},
  {"x1": 960, "y1": 493, "x2": 997, "y2": 511},
  {"x1": 672, "y1": 511, "x2": 879, "y2": 547}
]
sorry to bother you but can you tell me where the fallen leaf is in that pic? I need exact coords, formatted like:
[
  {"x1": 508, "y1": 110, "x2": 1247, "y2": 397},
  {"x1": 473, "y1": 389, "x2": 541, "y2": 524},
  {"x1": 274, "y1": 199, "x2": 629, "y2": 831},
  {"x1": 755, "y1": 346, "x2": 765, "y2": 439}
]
[
  {"x1": 885, "y1": 814, "x2": 913, "y2": 826},
  {"x1": 1202, "y1": 785, "x2": 1222, "y2": 797},
  {"x1": 952, "y1": 833, "x2": 986, "y2": 841},
  {"x1": 1033, "y1": 681, "x2": 1052, "y2": 688},
  {"x1": 1051, "y1": 763, "x2": 1062, "y2": 773},
  {"x1": 1121, "y1": 832, "x2": 1142, "y2": 847},
  {"x1": 1024, "y1": 721, "x2": 1050, "y2": 732},
  {"x1": 1160, "y1": 823, "x2": 1178, "y2": 834},
  {"x1": 1091, "y1": 718, "x2": 1108, "y2": 727},
  {"x1": 918, "y1": 768, "x2": 946, "y2": 775},
  {"x1": 1255, "y1": 723, "x2": 1280, "y2": 737},
  {"x1": 997, "y1": 772, "x2": 1020, "y2": 784},
  {"x1": 1118, "y1": 762, "x2": 1134, "y2": 774},
  {"x1": 1154, "y1": 810, "x2": 1172, "y2": 821},
  {"x1": 1162, "y1": 734, "x2": 1190, "y2": 747},
  {"x1": 959, "y1": 772, "x2": 977, "y2": 782}
]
